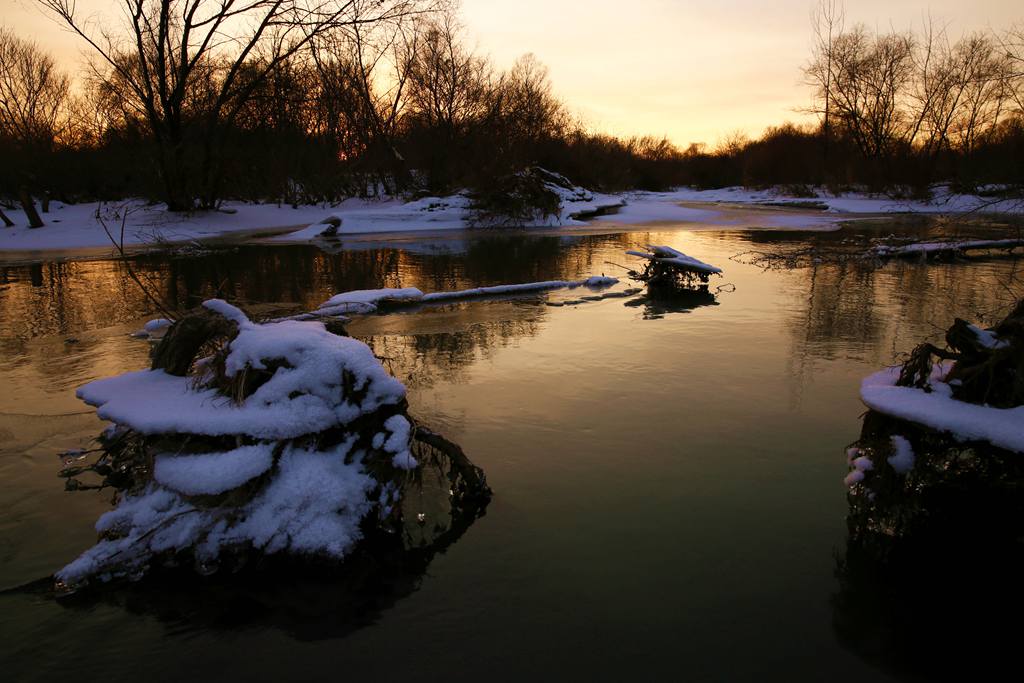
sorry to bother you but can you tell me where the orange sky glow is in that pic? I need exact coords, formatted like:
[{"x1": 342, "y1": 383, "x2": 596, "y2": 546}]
[{"x1": 5, "y1": 0, "x2": 1022, "y2": 147}]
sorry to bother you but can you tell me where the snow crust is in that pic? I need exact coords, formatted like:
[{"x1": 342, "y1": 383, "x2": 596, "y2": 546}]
[{"x1": 860, "y1": 365, "x2": 1024, "y2": 453}]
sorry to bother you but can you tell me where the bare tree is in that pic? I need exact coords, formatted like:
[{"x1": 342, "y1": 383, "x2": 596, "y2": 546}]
[
  {"x1": 0, "y1": 27, "x2": 70, "y2": 227},
  {"x1": 807, "y1": 0, "x2": 845, "y2": 168},
  {"x1": 37, "y1": 0, "x2": 432, "y2": 210},
  {"x1": 998, "y1": 24, "x2": 1024, "y2": 118}
]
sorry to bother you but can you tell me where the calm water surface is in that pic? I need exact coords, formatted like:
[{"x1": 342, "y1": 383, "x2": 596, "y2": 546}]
[{"x1": 0, "y1": 220, "x2": 1020, "y2": 681}]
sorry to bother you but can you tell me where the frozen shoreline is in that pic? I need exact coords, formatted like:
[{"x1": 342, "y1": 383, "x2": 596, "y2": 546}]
[{"x1": 1, "y1": 184, "x2": 1019, "y2": 255}]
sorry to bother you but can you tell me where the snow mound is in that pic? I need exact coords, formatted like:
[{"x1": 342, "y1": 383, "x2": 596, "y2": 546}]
[
  {"x1": 78, "y1": 314, "x2": 406, "y2": 439},
  {"x1": 58, "y1": 441, "x2": 377, "y2": 586}
]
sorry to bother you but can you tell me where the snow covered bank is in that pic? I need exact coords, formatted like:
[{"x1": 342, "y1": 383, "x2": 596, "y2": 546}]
[
  {"x1": 58, "y1": 300, "x2": 489, "y2": 591},
  {"x1": 4, "y1": 183, "x2": 1019, "y2": 254},
  {"x1": 637, "y1": 185, "x2": 1024, "y2": 216},
  {"x1": 860, "y1": 365, "x2": 1024, "y2": 453},
  {"x1": 0, "y1": 201, "x2": 336, "y2": 252}
]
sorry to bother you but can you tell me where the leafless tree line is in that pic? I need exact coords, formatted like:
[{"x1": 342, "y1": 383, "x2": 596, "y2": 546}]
[
  {"x1": 1, "y1": 0, "x2": 586, "y2": 222},
  {"x1": 4, "y1": 0, "x2": 1022, "y2": 228},
  {"x1": 806, "y1": 0, "x2": 1024, "y2": 180}
]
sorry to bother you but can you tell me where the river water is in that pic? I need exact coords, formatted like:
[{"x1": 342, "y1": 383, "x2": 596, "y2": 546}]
[{"x1": 0, "y1": 219, "x2": 1020, "y2": 680}]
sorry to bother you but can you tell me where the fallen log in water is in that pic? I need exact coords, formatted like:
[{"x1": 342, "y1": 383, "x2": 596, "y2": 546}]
[
  {"x1": 866, "y1": 237, "x2": 1024, "y2": 259},
  {"x1": 304, "y1": 276, "x2": 621, "y2": 318}
]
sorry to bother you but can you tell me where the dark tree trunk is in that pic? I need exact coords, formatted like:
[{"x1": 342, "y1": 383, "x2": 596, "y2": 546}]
[
  {"x1": 0, "y1": 207, "x2": 13, "y2": 227},
  {"x1": 19, "y1": 187, "x2": 44, "y2": 228}
]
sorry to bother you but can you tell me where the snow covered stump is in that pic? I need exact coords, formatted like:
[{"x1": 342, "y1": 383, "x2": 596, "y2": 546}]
[
  {"x1": 841, "y1": 298, "x2": 1024, "y2": 554},
  {"x1": 831, "y1": 301, "x2": 1024, "y2": 671},
  {"x1": 55, "y1": 300, "x2": 489, "y2": 594},
  {"x1": 625, "y1": 245, "x2": 723, "y2": 289}
]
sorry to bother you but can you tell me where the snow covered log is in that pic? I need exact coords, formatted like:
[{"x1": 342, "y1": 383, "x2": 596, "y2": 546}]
[
  {"x1": 56, "y1": 300, "x2": 490, "y2": 593},
  {"x1": 626, "y1": 245, "x2": 722, "y2": 286},
  {"x1": 311, "y1": 276, "x2": 619, "y2": 317},
  {"x1": 867, "y1": 238, "x2": 1024, "y2": 259}
]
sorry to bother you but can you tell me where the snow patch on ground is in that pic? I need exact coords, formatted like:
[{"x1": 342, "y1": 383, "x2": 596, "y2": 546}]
[{"x1": 888, "y1": 435, "x2": 916, "y2": 473}]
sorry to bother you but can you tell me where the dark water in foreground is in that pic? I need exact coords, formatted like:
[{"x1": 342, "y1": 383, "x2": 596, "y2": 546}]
[{"x1": 0, "y1": 221, "x2": 1021, "y2": 681}]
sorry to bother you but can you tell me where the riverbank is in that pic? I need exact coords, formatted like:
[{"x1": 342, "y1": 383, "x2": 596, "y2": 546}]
[{"x1": 1, "y1": 184, "x2": 1019, "y2": 255}]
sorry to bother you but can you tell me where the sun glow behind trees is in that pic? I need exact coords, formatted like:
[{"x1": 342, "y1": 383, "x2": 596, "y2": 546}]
[{"x1": 7, "y1": 0, "x2": 1021, "y2": 147}]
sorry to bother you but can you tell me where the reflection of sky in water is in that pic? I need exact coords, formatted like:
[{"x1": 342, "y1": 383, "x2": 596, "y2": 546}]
[{"x1": 0, "y1": 220, "x2": 1022, "y2": 680}]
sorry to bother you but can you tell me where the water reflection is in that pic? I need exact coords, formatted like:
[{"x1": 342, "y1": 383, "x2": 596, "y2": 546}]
[
  {"x1": 54, "y1": 502, "x2": 487, "y2": 642},
  {"x1": 3, "y1": 219, "x2": 1024, "y2": 679},
  {"x1": 623, "y1": 287, "x2": 719, "y2": 320}
]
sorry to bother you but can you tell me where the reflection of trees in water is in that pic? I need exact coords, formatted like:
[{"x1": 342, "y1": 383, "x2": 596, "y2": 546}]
[
  {"x1": 1, "y1": 232, "x2": 631, "y2": 350},
  {"x1": 0, "y1": 232, "x2": 636, "y2": 389},
  {"x1": 782, "y1": 256, "x2": 1023, "y2": 405},
  {"x1": 0, "y1": 261, "x2": 163, "y2": 374},
  {"x1": 361, "y1": 309, "x2": 543, "y2": 389},
  {"x1": 622, "y1": 286, "x2": 718, "y2": 320}
]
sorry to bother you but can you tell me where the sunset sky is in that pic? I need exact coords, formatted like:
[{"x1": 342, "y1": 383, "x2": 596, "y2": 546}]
[{"x1": 7, "y1": 0, "x2": 1022, "y2": 147}]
